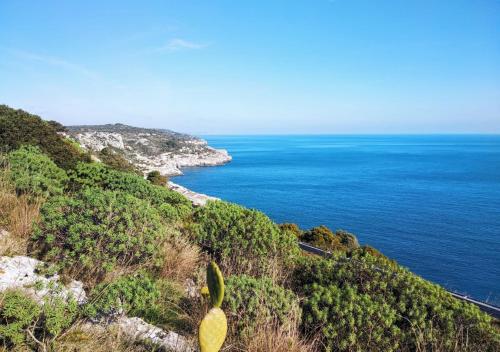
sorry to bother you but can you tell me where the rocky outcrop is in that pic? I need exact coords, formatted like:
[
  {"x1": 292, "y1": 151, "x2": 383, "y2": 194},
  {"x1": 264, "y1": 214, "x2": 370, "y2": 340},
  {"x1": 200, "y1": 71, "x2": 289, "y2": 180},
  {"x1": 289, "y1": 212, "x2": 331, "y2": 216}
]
[
  {"x1": 64, "y1": 124, "x2": 231, "y2": 176},
  {"x1": 0, "y1": 255, "x2": 86, "y2": 304}
]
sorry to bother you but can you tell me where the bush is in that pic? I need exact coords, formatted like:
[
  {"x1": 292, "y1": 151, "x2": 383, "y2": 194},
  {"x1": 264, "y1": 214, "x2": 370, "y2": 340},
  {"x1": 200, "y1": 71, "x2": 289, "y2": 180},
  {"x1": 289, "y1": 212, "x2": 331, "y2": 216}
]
[
  {"x1": 147, "y1": 170, "x2": 168, "y2": 187},
  {"x1": 300, "y1": 225, "x2": 344, "y2": 252},
  {"x1": 336, "y1": 229, "x2": 359, "y2": 249},
  {"x1": 293, "y1": 255, "x2": 500, "y2": 351},
  {"x1": 86, "y1": 273, "x2": 184, "y2": 327},
  {"x1": 299, "y1": 226, "x2": 359, "y2": 252},
  {"x1": 224, "y1": 275, "x2": 301, "y2": 337},
  {"x1": 7, "y1": 145, "x2": 68, "y2": 198},
  {"x1": 31, "y1": 188, "x2": 167, "y2": 281},
  {"x1": 85, "y1": 273, "x2": 160, "y2": 318},
  {"x1": 303, "y1": 283, "x2": 399, "y2": 351},
  {"x1": 278, "y1": 223, "x2": 302, "y2": 238},
  {"x1": 98, "y1": 147, "x2": 141, "y2": 174},
  {"x1": 0, "y1": 105, "x2": 90, "y2": 169},
  {"x1": 0, "y1": 290, "x2": 77, "y2": 348},
  {"x1": 191, "y1": 201, "x2": 299, "y2": 276},
  {"x1": 69, "y1": 162, "x2": 191, "y2": 221}
]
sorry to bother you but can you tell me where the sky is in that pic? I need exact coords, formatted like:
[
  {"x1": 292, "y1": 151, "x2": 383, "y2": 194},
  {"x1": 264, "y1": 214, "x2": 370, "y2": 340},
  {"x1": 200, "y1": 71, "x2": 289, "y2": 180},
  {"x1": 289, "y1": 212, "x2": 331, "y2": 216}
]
[{"x1": 0, "y1": 0, "x2": 499, "y2": 134}]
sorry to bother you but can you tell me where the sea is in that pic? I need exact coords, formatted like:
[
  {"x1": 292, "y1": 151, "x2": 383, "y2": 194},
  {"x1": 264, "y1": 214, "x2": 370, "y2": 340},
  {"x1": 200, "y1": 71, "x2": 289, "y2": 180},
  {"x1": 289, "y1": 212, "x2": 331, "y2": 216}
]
[{"x1": 172, "y1": 135, "x2": 500, "y2": 305}]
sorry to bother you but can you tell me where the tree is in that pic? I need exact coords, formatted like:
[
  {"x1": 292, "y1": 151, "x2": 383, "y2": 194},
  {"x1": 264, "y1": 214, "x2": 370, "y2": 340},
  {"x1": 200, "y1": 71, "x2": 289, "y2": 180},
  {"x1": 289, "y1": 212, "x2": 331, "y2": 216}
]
[{"x1": 147, "y1": 170, "x2": 168, "y2": 187}]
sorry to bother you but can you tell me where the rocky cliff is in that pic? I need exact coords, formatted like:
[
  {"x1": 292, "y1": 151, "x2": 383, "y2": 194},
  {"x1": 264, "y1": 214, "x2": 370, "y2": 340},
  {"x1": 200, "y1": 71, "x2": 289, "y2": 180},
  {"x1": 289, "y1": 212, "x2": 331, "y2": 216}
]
[{"x1": 64, "y1": 123, "x2": 231, "y2": 176}]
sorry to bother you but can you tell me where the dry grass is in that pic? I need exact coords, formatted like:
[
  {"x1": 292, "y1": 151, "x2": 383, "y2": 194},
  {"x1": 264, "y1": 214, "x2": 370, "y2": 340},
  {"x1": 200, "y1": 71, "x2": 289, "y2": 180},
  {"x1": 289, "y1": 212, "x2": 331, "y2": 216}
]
[
  {"x1": 223, "y1": 318, "x2": 318, "y2": 352},
  {"x1": 0, "y1": 169, "x2": 40, "y2": 256},
  {"x1": 160, "y1": 236, "x2": 201, "y2": 283},
  {"x1": 55, "y1": 324, "x2": 152, "y2": 352}
]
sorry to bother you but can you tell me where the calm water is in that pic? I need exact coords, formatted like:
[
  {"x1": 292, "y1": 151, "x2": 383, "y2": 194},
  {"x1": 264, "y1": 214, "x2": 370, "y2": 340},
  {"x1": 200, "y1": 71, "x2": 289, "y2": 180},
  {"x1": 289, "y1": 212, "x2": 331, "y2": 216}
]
[{"x1": 173, "y1": 135, "x2": 500, "y2": 304}]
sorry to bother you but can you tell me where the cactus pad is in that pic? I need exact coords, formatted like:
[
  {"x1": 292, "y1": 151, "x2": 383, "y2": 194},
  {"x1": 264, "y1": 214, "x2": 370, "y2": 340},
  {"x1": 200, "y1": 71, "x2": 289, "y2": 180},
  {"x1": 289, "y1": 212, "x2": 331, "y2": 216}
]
[
  {"x1": 207, "y1": 261, "x2": 224, "y2": 308},
  {"x1": 199, "y1": 307, "x2": 227, "y2": 352}
]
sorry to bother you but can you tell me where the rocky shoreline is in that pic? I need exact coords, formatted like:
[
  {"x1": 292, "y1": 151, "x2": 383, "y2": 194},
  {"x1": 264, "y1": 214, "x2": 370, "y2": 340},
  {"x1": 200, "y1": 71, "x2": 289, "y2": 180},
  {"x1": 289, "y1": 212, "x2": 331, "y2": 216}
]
[{"x1": 64, "y1": 125, "x2": 232, "y2": 177}]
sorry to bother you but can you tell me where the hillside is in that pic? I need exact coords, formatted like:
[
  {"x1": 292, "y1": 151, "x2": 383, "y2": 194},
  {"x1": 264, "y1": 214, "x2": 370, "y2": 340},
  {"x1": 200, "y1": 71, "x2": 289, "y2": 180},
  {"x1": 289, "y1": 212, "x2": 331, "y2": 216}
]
[
  {"x1": 1, "y1": 105, "x2": 499, "y2": 352},
  {"x1": 65, "y1": 123, "x2": 231, "y2": 176}
]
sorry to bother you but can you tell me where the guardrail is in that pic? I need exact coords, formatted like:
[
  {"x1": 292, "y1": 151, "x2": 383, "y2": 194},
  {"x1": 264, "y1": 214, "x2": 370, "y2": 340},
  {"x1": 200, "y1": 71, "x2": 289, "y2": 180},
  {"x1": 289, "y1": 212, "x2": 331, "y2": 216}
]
[{"x1": 298, "y1": 242, "x2": 500, "y2": 319}]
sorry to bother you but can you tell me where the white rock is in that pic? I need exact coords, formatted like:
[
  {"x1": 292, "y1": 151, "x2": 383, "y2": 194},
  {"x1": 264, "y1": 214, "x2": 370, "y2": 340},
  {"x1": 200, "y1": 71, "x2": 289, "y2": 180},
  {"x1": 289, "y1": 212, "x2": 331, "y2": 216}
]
[
  {"x1": 108, "y1": 316, "x2": 193, "y2": 351},
  {"x1": 65, "y1": 129, "x2": 231, "y2": 177},
  {"x1": 0, "y1": 256, "x2": 86, "y2": 304}
]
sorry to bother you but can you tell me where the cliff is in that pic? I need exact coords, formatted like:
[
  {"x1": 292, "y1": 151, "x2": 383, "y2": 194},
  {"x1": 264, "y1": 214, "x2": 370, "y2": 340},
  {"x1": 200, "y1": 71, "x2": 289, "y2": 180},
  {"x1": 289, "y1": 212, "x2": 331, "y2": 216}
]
[{"x1": 64, "y1": 123, "x2": 231, "y2": 176}]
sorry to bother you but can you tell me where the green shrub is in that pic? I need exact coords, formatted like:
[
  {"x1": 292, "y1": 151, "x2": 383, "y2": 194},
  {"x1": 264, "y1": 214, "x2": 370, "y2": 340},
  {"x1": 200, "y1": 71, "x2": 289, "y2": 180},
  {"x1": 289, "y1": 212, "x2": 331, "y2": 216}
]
[
  {"x1": 191, "y1": 201, "x2": 299, "y2": 276},
  {"x1": 293, "y1": 255, "x2": 500, "y2": 351},
  {"x1": 299, "y1": 226, "x2": 359, "y2": 252},
  {"x1": 278, "y1": 223, "x2": 302, "y2": 238},
  {"x1": 147, "y1": 170, "x2": 168, "y2": 187},
  {"x1": 85, "y1": 273, "x2": 160, "y2": 318},
  {"x1": 336, "y1": 229, "x2": 359, "y2": 249},
  {"x1": 300, "y1": 225, "x2": 344, "y2": 252},
  {"x1": 0, "y1": 290, "x2": 77, "y2": 348},
  {"x1": 224, "y1": 275, "x2": 300, "y2": 337},
  {"x1": 0, "y1": 105, "x2": 90, "y2": 169},
  {"x1": 85, "y1": 273, "x2": 184, "y2": 327},
  {"x1": 303, "y1": 284, "x2": 399, "y2": 351},
  {"x1": 7, "y1": 145, "x2": 68, "y2": 198},
  {"x1": 0, "y1": 290, "x2": 41, "y2": 346},
  {"x1": 69, "y1": 162, "x2": 191, "y2": 221},
  {"x1": 32, "y1": 188, "x2": 167, "y2": 281},
  {"x1": 98, "y1": 147, "x2": 141, "y2": 174}
]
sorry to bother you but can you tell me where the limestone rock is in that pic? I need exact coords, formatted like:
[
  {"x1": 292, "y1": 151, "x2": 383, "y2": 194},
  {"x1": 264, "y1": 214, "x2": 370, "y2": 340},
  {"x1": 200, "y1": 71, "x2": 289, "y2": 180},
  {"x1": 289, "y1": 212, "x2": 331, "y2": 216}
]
[
  {"x1": 63, "y1": 125, "x2": 232, "y2": 177},
  {"x1": 0, "y1": 256, "x2": 86, "y2": 304}
]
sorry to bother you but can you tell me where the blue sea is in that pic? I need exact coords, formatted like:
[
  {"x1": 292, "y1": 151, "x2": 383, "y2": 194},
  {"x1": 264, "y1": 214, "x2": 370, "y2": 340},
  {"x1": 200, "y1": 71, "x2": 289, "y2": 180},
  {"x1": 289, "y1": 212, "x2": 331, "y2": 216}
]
[{"x1": 173, "y1": 135, "x2": 500, "y2": 304}]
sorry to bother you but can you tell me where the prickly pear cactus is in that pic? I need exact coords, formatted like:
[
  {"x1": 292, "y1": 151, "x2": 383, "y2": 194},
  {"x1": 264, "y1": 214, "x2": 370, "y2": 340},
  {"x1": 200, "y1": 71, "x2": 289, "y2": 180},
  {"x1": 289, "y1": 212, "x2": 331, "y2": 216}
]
[
  {"x1": 199, "y1": 307, "x2": 228, "y2": 352},
  {"x1": 207, "y1": 261, "x2": 224, "y2": 308},
  {"x1": 199, "y1": 261, "x2": 227, "y2": 352}
]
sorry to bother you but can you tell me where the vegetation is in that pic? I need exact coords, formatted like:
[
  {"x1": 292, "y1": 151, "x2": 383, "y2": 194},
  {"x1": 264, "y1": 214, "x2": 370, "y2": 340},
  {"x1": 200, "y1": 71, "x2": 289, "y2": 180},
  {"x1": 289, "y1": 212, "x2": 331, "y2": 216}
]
[
  {"x1": 191, "y1": 201, "x2": 299, "y2": 277},
  {"x1": 224, "y1": 275, "x2": 300, "y2": 338},
  {"x1": 293, "y1": 253, "x2": 500, "y2": 351},
  {"x1": 147, "y1": 170, "x2": 168, "y2": 187},
  {"x1": 85, "y1": 272, "x2": 162, "y2": 320},
  {"x1": 279, "y1": 223, "x2": 302, "y2": 238},
  {"x1": 0, "y1": 105, "x2": 89, "y2": 169},
  {"x1": 7, "y1": 145, "x2": 68, "y2": 198},
  {"x1": 98, "y1": 147, "x2": 141, "y2": 174},
  {"x1": 31, "y1": 188, "x2": 167, "y2": 282},
  {"x1": 0, "y1": 163, "x2": 40, "y2": 256},
  {"x1": 300, "y1": 225, "x2": 359, "y2": 252},
  {"x1": 1, "y1": 105, "x2": 499, "y2": 352},
  {"x1": 199, "y1": 262, "x2": 227, "y2": 352},
  {"x1": 68, "y1": 162, "x2": 191, "y2": 221},
  {"x1": 0, "y1": 290, "x2": 78, "y2": 350}
]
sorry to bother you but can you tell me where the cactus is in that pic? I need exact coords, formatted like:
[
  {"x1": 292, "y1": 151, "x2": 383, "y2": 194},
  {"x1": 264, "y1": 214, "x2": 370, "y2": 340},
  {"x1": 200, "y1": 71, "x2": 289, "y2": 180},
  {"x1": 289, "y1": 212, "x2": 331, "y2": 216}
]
[
  {"x1": 199, "y1": 307, "x2": 228, "y2": 352},
  {"x1": 206, "y1": 261, "x2": 224, "y2": 308},
  {"x1": 199, "y1": 261, "x2": 227, "y2": 352}
]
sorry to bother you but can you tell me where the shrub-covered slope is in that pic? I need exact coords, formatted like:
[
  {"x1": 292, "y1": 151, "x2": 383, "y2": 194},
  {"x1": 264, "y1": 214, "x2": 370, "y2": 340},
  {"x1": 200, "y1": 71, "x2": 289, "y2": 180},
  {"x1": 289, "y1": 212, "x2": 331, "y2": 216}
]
[
  {"x1": 0, "y1": 106, "x2": 498, "y2": 352},
  {"x1": 0, "y1": 105, "x2": 90, "y2": 169}
]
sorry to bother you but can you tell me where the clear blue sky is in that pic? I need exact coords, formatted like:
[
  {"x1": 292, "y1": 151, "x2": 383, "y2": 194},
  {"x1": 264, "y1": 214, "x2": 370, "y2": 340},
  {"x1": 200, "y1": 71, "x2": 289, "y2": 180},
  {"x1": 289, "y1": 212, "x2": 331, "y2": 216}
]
[{"x1": 1, "y1": 0, "x2": 499, "y2": 134}]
